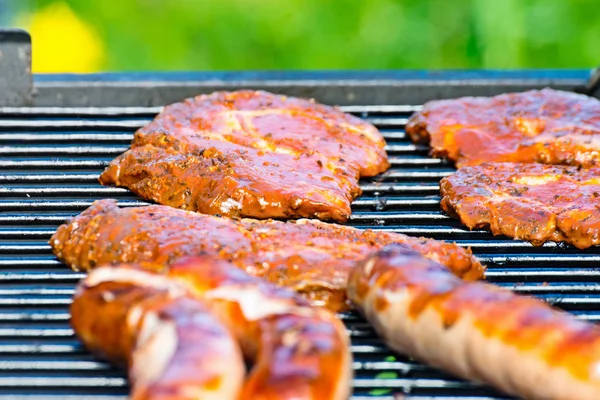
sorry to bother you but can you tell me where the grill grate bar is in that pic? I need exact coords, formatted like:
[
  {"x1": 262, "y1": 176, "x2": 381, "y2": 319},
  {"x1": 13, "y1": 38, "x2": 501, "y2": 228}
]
[
  {"x1": 0, "y1": 377, "x2": 128, "y2": 387},
  {"x1": 359, "y1": 183, "x2": 440, "y2": 193},
  {"x1": 0, "y1": 359, "x2": 430, "y2": 373},
  {"x1": 0, "y1": 131, "x2": 405, "y2": 142},
  {"x1": 0, "y1": 174, "x2": 102, "y2": 183},
  {"x1": 0, "y1": 106, "x2": 164, "y2": 115},
  {"x1": 384, "y1": 144, "x2": 428, "y2": 152},
  {"x1": 0, "y1": 329, "x2": 75, "y2": 337},
  {"x1": 0, "y1": 120, "x2": 146, "y2": 129},
  {"x1": 0, "y1": 148, "x2": 128, "y2": 156},
  {"x1": 1, "y1": 267, "x2": 600, "y2": 281},
  {"x1": 352, "y1": 379, "x2": 480, "y2": 390},
  {"x1": 0, "y1": 184, "x2": 441, "y2": 196},
  {"x1": 0, "y1": 105, "x2": 422, "y2": 115},
  {"x1": 0, "y1": 157, "x2": 441, "y2": 170},
  {"x1": 0, "y1": 229, "x2": 58, "y2": 237},
  {"x1": 0, "y1": 170, "x2": 450, "y2": 182},
  {"x1": 0, "y1": 397, "x2": 128, "y2": 400},
  {"x1": 0, "y1": 343, "x2": 81, "y2": 353},
  {"x1": 0, "y1": 312, "x2": 71, "y2": 321},
  {"x1": 0, "y1": 160, "x2": 110, "y2": 169},
  {"x1": 0, "y1": 259, "x2": 63, "y2": 266},
  {"x1": 0, "y1": 200, "x2": 149, "y2": 210},
  {"x1": 0, "y1": 377, "x2": 488, "y2": 391},
  {"x1": 0, "y1": 360, "x2": 114, "y2": 371},
  {"x1": 0, "y1": 272, "x2": 85, "y2": 281},
  {"x1": 5, "y1": 309, "x2": 600, "y2": 340},
  {"x1": 3, "y1": 294, "x2": 600, "y2": 310},
  {"x1": 0, "y1": 133, "x2": 134, "y2": 141},
  {"x1": 0, "y1": 187, "x2": 130, "y2": 195},
  {"x1": 389, "y1": 157, "x2": 446, "y2": 166},
  {"x1": 0, "y1": 298, "x2": 72, "y2": 305},
  {"x1": 1, "y1": 145, "x2": 421, "y2": 156},
  {"x1": 0, "y1": 116, "x2": 409, "y2": 130},
  {"x1": 365, "y1": 118, "x2": 410, "y2": 126},
  {"x1": 0, "y1": 215, "x2": 91, "y2": 223}
]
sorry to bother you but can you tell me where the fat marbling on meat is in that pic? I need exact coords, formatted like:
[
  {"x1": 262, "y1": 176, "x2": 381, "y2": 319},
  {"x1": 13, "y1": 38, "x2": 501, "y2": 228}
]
[
  {"x1": 99, "y1": 90, "x2": 389, "y2": 222},
  {"x1": 440, "y1": 162, "x2": 600, "y2": 249},
  {"x1": 406, "y1": 88, "x2": 600, "y2": 168},
  {"x1": 50, "y1": 199, "x2": 485, "y2": 311}
]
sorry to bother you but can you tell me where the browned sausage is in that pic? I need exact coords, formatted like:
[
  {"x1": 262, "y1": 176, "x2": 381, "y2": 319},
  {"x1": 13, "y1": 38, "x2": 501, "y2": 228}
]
[
  {"x1": 164, "y1": 256, "x2": 353, "y2": 400},
  {"x1": 71, "y1": 268, "x2": 245, "y2": 400},
  {"x1": 73, "y1": 257, "x2": 353, "y2": 399},
  {"x1": 348, "y1": 243, "x2": 600, "y2": 400}
]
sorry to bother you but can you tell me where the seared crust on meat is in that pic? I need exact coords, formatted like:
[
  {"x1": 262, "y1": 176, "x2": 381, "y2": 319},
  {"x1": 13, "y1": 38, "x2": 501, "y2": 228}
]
[
  {"x1": 166, "y1": 256, "x2": 352, "y2": 400},
  {"x1": 50, "y1": 199, "x2": 485, "y2": 311},
  {"x1": 75, "y1": 259, "x2": 352, "y2": 400},
  {"x1": 348, "y1": 244, "x2": 600, "y2": 400},
  {"x1": 99, "y1": 90, "x2": 389, "y2": 222},
  {"x1": 440, "y1": 162, "x2": 600, "y2": 249},
  {"x1": 406, "y1": 89, "x2": 600, "y2": 168},
  {"x1": 71, "y1": 271, "x2": 245, "y2": 400}
]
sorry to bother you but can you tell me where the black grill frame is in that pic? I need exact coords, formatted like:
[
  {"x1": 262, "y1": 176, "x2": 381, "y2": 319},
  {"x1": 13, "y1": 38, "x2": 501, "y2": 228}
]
[{"x1": 1, "y1": 71, "x2": 599, "y2": 400}]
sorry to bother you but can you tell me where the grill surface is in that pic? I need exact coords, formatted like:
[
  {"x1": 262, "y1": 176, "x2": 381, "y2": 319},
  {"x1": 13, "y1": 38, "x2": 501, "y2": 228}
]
[{"x1": 1, "y1": 103, "x2": 600, "y2": 400}]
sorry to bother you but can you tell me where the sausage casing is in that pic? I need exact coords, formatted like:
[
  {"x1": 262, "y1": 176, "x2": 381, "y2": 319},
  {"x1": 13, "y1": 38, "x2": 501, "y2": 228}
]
[
  {"x1": 348, "y1": 244, "x2": 600, "y2": 400},
  {"x1": 71, "y1": 268, "x2": 245, "y2": 400}
]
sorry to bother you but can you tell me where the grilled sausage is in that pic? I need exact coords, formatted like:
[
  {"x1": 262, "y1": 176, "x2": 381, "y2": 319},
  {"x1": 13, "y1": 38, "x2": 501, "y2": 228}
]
[
  {"x1": 73, "y1": 257, "x2": 353, "y2": 400},
  {"x1": 348, "y1": 243, "x2": 600, "y2": 400},
  {"x1": 71, "y1": 268, "x2": 245, "y2": 400},
  {"x1": 165, "y1": 256, "x2": 353, "y2": 400}
]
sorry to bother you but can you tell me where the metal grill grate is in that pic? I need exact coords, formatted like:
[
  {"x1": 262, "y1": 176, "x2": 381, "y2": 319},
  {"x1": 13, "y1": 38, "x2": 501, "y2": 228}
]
[{"x1": 2, "y1": 103, "x2": 600, "y2": 400}]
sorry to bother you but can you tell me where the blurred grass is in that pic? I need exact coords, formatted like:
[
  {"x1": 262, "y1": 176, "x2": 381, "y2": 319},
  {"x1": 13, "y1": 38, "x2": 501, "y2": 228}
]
[{"x1": 5, "y1": 0, "x2": 600, "y2": 72}]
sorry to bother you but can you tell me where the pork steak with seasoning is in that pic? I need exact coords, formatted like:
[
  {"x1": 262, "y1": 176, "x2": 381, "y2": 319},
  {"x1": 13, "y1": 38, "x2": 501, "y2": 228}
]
[
  {"x1": 50, "y1": 199, "x2": 485, "y2": 311},
  {"x1": 99, "y1": 90, "x2": 389, "y2": 222},
  {"x1": 440, "y1": 162, "x2": 600, "y2": 249},
  {"x1": 406, "y1": 88, "x2": 600, "y2": 168}
]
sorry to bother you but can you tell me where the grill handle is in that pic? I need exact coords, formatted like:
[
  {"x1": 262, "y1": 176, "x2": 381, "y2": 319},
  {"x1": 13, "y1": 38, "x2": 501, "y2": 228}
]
[
  {"x1": 583, "y1": 67, "x2": 600, "y2": 98},
  {"x1": 0, "y1": 28, "x2": 32, "y2": 106}
]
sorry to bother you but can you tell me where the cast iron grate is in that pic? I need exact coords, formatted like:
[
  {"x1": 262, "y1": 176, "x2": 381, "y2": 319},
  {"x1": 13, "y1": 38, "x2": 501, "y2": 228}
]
[{"x1": 1, "y1": 104, "x2": 599, "y2": 399}]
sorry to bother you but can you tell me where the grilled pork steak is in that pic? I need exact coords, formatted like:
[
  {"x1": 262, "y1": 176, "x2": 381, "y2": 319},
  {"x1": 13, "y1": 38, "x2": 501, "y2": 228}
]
[
  {"x1": 406, "y1": 88, "x2": 600, "y2": 168},
  {"x1": 440, "y1": 162, "x2": 600, "y2": 249},
  {"x1": 349, "y1": 244, "x2": 600, "y2": 400},
  {"x1": 99, "y1": 90, "x2": 389, "y2": 222},
  {"x1": 50, "y1": 199, "x2": 484, "y2": 311}
]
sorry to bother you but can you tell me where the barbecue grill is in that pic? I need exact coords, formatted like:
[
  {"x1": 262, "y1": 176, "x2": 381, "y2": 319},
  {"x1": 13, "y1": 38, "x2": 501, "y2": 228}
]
[{"x1": 2, "y1": 29, "x2": 600, "y2": 400}]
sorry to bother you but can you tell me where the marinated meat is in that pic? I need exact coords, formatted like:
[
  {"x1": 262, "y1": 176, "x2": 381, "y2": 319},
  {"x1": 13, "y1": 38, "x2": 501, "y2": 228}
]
[
  {"x1": 99, "y1": 90, "x2": 389, "y2": 222},
  {"x1": 50, "y1": 199, "x2": 485, "y2": 311},
  {"x1": 71, "y1": 270, "x2": 245, "y2": 400},
  {"x1": 440, "y1": 162, "x2": 600, "y2": 249},
  {"x1": 73, "y1": 257, "x2": 351, "y2": 399},
  {"x1": 348, "y1": 244, "x2": 600, "y2": 400},
  {"x1": 166, "y1": 256, "x2": 352, "y2": 400},
  {"x1": 406, "y1": 88, "x2": 600, "y2": 168}
]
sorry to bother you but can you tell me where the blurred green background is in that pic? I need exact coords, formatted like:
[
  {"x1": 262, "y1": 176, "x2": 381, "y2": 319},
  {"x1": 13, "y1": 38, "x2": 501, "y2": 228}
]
[{"x1": 2, "y1": 0, "x2": 599, "y2": 73}]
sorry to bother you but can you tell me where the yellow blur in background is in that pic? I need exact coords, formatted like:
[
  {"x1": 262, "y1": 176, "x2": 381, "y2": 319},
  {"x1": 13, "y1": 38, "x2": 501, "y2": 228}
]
[{"x1": 21, "y1": 2, "x2": 105, "y2": 73}]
